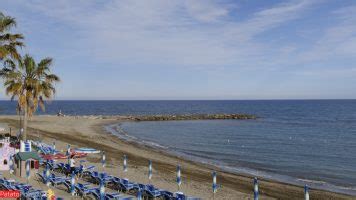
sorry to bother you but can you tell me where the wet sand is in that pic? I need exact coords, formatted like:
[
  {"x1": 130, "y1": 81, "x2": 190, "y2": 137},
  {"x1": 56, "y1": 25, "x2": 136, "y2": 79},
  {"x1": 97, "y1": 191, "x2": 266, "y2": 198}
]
[{"x1": 0, "y1": 115, "x2": 354, "y2": 200}]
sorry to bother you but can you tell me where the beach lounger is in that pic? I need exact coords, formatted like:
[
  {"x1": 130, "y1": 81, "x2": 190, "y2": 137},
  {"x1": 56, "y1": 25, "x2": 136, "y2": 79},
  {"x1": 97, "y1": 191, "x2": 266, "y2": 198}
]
[
  {"x1": 76, "y1": 164, "x2": 95, "y2": 178},
  {"x1": 54, "y1": 162, "x2": 66, "y2": 173},
  {"x1": 0, "y1": 182, "x2": 17, "y2": 190},
  {"x1": 0, "y1": 177, "x2": 46, "y2": 199},
  {"x1": 14, "y1": 183, "x2": 32, "y2": 193},
  {"x1": 81, "y1": 165, "x2": 95, "y2": 176},
  {"x1": 92, "y1": 188, "x2": 134, "y2": 200},
  {"x1": 89, "y1": 171, "x2": 100, "y2": 183},
  {"x1": 113, "y1": 178, "x2": 137, "y2": 193},
  {"x1": 75, "y1": 183, "x2": 99, "y2": 198},
  {"x1": 0, "y1": 179, "x2": 33, "y2": 193},
  {"x1": 44, "y1": 160, "x2": 62, "y2": 172},
  {"x1": 106, "y1": 193, "x2": 134, "y2": 200},
  {"x1": 174, "y1": 192, "x2": 201, "y2": 200},
  {"x1": 36, "y1": 171, "x2": 48, "y2": 184},
  {"x1": 159, "y1": 190, "x2": 174, "y2": 199},
  {"x1": 38, "y1": 145, "x2": 56, "y2": 155},
  {"x1": 138, "y1": 184, "x2": 162, "y2": 198},
  {"x1": 0, "y1": 178, "x2": 16, "y2": 187},
  {"x1": 111, "y1": 176, "x2": 122, "y2": 183},
  {"x1": 37, "y1": 171, "x2": 68, "y2": 188},
  {"x1": 90, "y1": 171, "x2": 114, "y2": 185},
  {"x1": 49, "y1": 173, "x2": 71, "y2": 188},
  {"x1": 21, "y1": 189, "x2": 47, "y2": 199}
]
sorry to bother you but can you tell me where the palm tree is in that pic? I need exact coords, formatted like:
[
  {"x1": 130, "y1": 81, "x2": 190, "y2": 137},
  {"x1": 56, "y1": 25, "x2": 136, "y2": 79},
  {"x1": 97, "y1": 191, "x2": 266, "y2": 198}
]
[
  {"x1": 0, "y1": 12, "x2": 24, "y2": 60},
  {"x1": 0, "y1": 54, "x2": 60, "y2": 140}
]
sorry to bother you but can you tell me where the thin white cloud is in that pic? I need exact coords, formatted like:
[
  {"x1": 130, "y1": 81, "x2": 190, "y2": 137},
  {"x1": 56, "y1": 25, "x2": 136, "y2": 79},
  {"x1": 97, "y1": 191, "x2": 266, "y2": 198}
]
[
  {"x1": 226, "y1": 0, "x2": 314, "y2": 41},
  {"x1": 183, "y1": 0, "x2": 231, "y2": 23},
  {"x1": 294, "y1": 68, "x2": 356, "y2": 78},
  {"x1": 299, "y1": 5, "x2": 356, "y2": 62},
  {"x1": 2, "y1": 0, "x2": 356, "y2": 88},
  {"x1": 2, "y1": 0, "x2": 316, "y2": 68}
]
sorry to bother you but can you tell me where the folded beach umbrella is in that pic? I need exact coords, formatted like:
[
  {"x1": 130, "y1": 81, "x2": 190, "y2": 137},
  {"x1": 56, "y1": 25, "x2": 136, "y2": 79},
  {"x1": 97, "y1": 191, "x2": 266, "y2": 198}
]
[
  {"x1": 45, "y1": 163, "x2": 50, "y2": 186},
  {"x1": 137, "y1": 188, "x2": 143, "y2": 200},
  {"x1": 254, "y1": 177, "x2": 259, "y2": 200},
  {"x1": 102, "y1": 151, "x2": 106, "y2": 168},
  {"x1": 66, "y1": 144, "x2": 71, "y2": 164},
  {"x1": 71, "y1": 170, "x2": 75, "y2": 196},
  {"x1": 66, "y1": 144, "x2": 71, "y2": 156},
  {"x1": 212, "y1": 171, "x2": 217, "y2": 194},
  {"x1": 123, "y1": 155, "x2": 127, "y2": 172},
  {"x1": 100, "y1": 174, "x2": 105, "y2": 200},
  {"x1": 304, "y1": 185, "x2": 309, "y2": 200},
  {"x1": 177, "y1": 165, "x2": 181, "y2": 191},
  {"x1": 148, "y1": 160, "x2": 152, "y2": 181},
  {"x1": 9, "y1": 156, "x2": 14, "y2": 174},
  {"x1": 53, "y1": 141, "x2": 56, "y2": 154},
  {"x1": 26, "y1": 160, "x2": 30, "y2": 181}
]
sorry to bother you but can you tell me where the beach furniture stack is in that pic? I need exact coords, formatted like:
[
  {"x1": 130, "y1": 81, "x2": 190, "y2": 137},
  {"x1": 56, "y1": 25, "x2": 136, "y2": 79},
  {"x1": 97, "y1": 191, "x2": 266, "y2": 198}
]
[
  {"x1": 32, "y1": 141, "x2": 205, "y2": 200},
  {"x1": 42, "y1": 159, "x2": 201, "y2": 200},
  {"x1": 0, "y1": 176, "x2": 47, "y2": 199}
]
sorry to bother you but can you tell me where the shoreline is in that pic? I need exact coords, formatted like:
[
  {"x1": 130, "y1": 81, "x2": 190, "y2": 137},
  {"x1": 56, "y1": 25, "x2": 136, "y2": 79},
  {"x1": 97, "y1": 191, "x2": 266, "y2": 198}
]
[
  {"x1": 107, "y1": 121, "x2": 356, "y2": 197},
  {"x1": 0, "y1": 115, "x2": 354, "y2": 199}
]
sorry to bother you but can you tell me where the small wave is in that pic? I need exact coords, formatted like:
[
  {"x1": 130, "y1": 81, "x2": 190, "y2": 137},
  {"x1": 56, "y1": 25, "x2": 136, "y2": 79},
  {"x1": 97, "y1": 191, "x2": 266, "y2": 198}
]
[
  {"x1": 295, "y1": 179, "x2": 356, "y2": 195},
  {"x1": 104, "y1": 123, "x2": 168, "y2": 150},
  {"x1": 141, "y1": 140, "x2": 168, "y2": 149},
  {"x1": 297, "y1": 178, "x2": 327, "y2": 185}
]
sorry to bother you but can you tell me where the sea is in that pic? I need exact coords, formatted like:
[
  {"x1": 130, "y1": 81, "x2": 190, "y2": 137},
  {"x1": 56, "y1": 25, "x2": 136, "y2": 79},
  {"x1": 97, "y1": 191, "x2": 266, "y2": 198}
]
[{"x1": 0, "y1": 100, "x2": 355, "y2": 195}]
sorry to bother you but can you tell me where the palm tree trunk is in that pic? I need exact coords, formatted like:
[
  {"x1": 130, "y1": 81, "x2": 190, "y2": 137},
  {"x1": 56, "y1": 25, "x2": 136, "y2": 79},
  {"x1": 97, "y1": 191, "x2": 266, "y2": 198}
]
[{"x1": 22, "y1": 102, "x2": 28, "y2": 141}]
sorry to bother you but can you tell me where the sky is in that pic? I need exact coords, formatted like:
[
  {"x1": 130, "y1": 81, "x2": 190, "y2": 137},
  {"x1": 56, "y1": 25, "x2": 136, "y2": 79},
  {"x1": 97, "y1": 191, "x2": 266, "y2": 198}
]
[{"x1": 1, "y1": 0, "x2": 356, "y2": 100}]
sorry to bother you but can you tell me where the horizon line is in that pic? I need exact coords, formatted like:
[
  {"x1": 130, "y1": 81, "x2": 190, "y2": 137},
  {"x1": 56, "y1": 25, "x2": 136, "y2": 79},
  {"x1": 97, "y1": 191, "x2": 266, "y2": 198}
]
[{"x1": 0, "y1": 98, "x2": 355, "y2": 101}]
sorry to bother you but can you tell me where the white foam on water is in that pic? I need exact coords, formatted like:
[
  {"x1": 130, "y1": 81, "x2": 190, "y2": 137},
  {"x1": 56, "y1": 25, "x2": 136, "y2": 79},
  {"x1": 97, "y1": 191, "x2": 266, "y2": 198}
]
[{"x1": 104, "y1": 124, "x2": 168, "y2": 150}]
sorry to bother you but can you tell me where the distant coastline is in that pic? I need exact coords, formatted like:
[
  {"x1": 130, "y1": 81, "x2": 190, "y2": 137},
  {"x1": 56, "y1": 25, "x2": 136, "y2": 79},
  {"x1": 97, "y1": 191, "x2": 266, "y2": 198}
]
[
  {"x1": 129, "y1": 113, "x2": 257, "y2": 121},
  {"x1": 28, "y1": 113, "x2": 257, "y2": 121}
]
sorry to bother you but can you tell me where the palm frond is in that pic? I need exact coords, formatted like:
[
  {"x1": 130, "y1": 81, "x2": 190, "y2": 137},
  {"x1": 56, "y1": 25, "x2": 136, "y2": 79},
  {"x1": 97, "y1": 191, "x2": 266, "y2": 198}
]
[
  {"x1": 0, "y1": 14, "x2": 17, "y2": 32},
  {"x1": 1, "y1": 54, "x2": 60, "y2": 117}
]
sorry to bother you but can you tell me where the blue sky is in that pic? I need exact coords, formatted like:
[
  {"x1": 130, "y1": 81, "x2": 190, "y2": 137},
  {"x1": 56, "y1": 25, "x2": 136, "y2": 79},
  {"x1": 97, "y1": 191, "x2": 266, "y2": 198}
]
[{"x1": 1, "y1": 0, "x2": 356, "y2": 100}]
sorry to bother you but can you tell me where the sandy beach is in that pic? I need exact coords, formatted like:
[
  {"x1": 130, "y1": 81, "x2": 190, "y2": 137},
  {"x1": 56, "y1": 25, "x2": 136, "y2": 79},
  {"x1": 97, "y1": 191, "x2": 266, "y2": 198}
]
[{"x1": 0, "y1": 115, "x2": 354, "y2": 200}]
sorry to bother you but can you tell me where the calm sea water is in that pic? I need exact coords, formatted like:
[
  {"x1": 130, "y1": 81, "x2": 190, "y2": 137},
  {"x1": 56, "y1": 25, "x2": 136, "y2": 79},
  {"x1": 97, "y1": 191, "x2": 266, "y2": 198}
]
[{"x1": 0, "y1": 100, "x2": 355, "y2": 194}]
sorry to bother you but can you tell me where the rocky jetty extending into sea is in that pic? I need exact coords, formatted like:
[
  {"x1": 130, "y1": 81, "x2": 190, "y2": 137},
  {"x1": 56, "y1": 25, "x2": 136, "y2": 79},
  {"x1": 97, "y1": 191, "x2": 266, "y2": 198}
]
[{"x1": 130, "y1": 114, "x2": 257, "y2": 121}]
